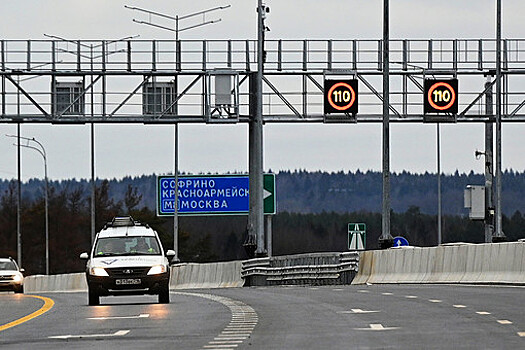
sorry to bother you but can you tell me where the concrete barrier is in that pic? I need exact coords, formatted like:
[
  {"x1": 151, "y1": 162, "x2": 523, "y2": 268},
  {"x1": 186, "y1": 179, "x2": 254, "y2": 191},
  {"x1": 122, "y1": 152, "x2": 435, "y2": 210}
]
[
  {"x1": 25, "y1": 261, "x2": 243, "y2": 293},
  {"x1": 352, "y1": 242, "x2": 525, "y2": 285}
]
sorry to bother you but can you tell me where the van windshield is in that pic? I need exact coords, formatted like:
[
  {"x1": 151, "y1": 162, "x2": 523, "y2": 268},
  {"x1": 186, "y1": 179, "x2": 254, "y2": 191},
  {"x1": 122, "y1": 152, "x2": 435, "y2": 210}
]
[
  {"x1": 0, "y1": 261, "x2": 17, "y2": 270},
  {"x1": 94, "y1": 236, "x2": 161, "y2": 256}
]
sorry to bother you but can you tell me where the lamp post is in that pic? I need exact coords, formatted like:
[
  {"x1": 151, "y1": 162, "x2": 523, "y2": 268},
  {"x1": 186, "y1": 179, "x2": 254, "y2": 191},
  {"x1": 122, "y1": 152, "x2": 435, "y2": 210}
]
[
  {"x1": 126, "y1": 4, "x2": 230, "y2": 262},
  {"x1": 7, "y1": 135, "x2": 49, "y2": 275},
  {"x1": 43, "y1": 34, "x2": 139, "y2": 244}
]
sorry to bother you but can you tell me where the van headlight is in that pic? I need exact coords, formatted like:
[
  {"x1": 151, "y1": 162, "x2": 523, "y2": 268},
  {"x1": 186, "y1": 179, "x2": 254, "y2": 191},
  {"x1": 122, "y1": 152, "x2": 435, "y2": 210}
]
[
  {"x1": 89, "y1": 267, "x2": 109, "y2": 277},
  {"x1": 12, "y1": 273, "x2": 23, "y2": 283},
  {"x1": 147, "y1": 265, "x2": 167, "y2": 275}
]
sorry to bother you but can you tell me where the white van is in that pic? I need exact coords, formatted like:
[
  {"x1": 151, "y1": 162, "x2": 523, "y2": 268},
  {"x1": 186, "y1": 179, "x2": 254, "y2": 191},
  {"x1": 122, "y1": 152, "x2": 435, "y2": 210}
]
[{"x1": 80, "y1": 216, "x2": 175, "y2": 306}]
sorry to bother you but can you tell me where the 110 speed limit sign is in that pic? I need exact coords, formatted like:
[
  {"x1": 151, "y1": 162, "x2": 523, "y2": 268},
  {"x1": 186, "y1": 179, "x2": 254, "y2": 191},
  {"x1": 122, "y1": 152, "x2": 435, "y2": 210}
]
[
  {"x1": 424, "y1": 79, "x2": 458, "y2": 114},
  {"x1": 324, "y1": 79, "x2": 358, "y2": 115}
]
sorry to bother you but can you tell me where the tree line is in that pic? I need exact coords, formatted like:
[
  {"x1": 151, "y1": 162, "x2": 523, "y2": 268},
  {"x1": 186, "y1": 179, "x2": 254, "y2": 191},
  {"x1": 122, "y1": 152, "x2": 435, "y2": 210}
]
[{"x1": 1, "y1": 172, "x2": 525, "y2": 275}]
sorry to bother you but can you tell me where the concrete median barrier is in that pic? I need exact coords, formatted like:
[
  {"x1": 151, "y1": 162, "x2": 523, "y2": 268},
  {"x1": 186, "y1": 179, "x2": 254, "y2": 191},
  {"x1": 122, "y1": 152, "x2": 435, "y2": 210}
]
[
  {"x1": 25, "y1": 261, "x2": 244, "y2": 293},
  {"x1": 352, "y1": 242, "x2": 525, "y2": 285}
]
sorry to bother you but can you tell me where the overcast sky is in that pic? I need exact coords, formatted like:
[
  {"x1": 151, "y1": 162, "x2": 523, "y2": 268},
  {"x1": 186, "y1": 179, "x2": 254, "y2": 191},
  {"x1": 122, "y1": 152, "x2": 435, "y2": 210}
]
[{"x1": 1, "y1": 0, "x2": 525, "y2": 181}]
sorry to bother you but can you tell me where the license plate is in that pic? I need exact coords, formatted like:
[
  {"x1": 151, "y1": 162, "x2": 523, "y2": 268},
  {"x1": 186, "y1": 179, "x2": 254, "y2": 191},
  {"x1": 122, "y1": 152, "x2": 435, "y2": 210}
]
[{"x1": 115, "y1": 278, "x2": 141, "y2": 285}]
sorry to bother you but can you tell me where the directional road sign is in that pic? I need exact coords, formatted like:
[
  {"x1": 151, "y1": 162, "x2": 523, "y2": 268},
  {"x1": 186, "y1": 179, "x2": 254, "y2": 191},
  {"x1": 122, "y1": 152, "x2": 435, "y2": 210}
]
[
  {"x1": 393, "y1": 236, "x2": 410, "y2": 247},
  {"x1": 157, "y1": 174, "x2": 276, "y2": 216},
  {"x1": 348, "y1": 223, "x2": 366, "y2": 250}
]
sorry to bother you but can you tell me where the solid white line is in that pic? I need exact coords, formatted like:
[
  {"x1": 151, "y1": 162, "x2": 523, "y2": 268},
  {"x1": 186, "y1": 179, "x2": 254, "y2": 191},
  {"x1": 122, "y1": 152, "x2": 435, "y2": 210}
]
[
  {"x1": 476, "y1": 311, "x2": 491, "y2": 315},
  {"x1": 497, "y1": 320, "x2": 513, "y2": 325},
  {"x1": 87, "y1": 314, "x2": 149, "y2": 320}
]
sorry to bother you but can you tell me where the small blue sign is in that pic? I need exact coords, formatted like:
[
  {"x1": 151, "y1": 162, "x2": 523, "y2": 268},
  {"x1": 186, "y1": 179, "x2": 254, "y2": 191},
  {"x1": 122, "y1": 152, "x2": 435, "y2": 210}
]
[
  {"x1": 158, "y1": 175, "x2": 249, "y2": 216},
  {"x1": 393, "y1": 236, "x2": 409, "y2": 247}
]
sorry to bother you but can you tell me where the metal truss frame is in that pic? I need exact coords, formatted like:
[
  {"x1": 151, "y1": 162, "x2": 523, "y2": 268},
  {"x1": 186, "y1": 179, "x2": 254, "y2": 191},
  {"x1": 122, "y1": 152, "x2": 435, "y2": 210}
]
[{"x1": 2, "y1": 39, "x2": 525, "y2": 124}]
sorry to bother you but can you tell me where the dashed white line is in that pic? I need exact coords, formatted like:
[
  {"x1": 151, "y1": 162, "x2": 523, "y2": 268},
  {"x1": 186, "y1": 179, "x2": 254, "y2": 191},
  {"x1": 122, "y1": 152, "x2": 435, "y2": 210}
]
[
  {"x1": 476, "y1": 311, "x2": 491, "y2": 315},
  {"x1": 453, "y1": 305, "x2": 467, "y2": 308},
  {"x1": 87, "y1": 314, "x2": 149, "y2": 320},
  {"x1": 357, "y1": 290, "x2": 369, "y2": 293},
  {"x1": 354, "y1": 323, "x2": 399, "y2": 331},
  {"x1": 405, "y1": 295, "x2": 418, "y2": 299},
  {"x1": 49, "y1": 329, "x2": 130, "y2": 339},
  {"x1": 497, "y1": 320, "x2": 513, "y2": 325},
  {"x1": 381, "y1": 292, "x2": 393, "y2": 296},
  {"x1": 338, "y1": 309, "x2": 380, "y2": 314},
  {"x1": 517, "y1": 332, "x2": 525, "y2": 337},
  {"x1": 428, "y1": 299, "x2": 442, "y2": 303}
]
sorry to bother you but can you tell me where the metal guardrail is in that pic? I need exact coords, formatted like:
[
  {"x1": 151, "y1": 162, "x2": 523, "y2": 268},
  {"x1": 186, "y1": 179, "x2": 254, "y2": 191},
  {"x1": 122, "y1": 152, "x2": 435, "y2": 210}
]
[{"x1": 241, "y1": 252, "x2": 359, "y2": 286}]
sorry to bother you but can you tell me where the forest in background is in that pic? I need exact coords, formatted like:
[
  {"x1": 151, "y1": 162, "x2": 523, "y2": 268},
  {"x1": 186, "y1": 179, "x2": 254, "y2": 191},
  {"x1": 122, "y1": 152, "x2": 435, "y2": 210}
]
[{"x1": 1, "y1": 170, "x2": 525, "y2": 275}]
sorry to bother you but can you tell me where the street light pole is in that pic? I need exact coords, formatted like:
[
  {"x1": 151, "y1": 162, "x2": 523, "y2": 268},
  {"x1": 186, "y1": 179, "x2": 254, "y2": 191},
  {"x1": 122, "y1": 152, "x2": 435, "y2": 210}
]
[
  {"x1": 7, "y1": 135, "x2": 49, "y2": 274},
  {"x1": 126, "y1": 4, "x2": 230, "y2": 262}
]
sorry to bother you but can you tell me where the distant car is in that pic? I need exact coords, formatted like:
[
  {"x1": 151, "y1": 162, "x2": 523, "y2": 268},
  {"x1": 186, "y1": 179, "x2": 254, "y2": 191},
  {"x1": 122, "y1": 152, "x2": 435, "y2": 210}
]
[
  {"x1": 80, "y1": 216, "x2": 175, "y2": 306},
  {"x1": 0, "y1": 257, "x2": 24, "y2": 293}
]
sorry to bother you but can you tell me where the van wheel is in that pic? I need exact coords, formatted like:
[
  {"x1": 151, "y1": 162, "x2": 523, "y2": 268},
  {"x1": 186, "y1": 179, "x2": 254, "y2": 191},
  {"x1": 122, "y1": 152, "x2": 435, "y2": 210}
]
[
  {"x1": 14, "y1": 285, "x2": 24, "y2": 294},
  {"x1": 158, "y1": 284, "x2": 170, "y2": 304},
  {"x1": 88, "y1": 289, "x2": 100, "y2": 306}
]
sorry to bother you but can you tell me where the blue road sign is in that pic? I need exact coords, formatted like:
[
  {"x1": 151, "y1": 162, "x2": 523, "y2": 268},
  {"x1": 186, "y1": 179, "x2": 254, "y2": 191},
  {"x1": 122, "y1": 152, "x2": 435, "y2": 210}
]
[
  {"x1": 393, "y1": 236, "x2": 409, "y2": 247},
  {"x1": 157, "y1": 174, "x2": 275, "y2": 216}
]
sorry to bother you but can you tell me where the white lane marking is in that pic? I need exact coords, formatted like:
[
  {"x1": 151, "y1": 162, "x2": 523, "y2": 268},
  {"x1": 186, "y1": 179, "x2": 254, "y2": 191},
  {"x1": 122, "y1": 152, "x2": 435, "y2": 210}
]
[
  {"x1": 49, "y1": 329, "x2": 130, "y2": 339},
  {"x1": 333, "y1": 288, "x2": 344, "y2": 291},
  {"x1": 338, "y1": 309, "x2": 380, "y2": 314},
  {"x1": 429, "y1": 299, "x2": 442, "y2": 303},
  {"x1": 87, "y1": 314, "x2": 149, "y2": 320},
  {"x1": 354, "y1": 323, "x2": 399, "y2": 331},
  {"x1": 453, "y1": 305, "x2": 467, "y2": 308},
  {"x1": 476, "y1": 311, "x2": 491, "y2": 315},
  {"x1": 174, "y1": 292, "x2": 258, "y2": 350},
  {"x1": 517, "y1": 332, "x2": 525, "y2": 337},
  {"x1": 309, "y1": 287, "x2": 319, "y2": 290},
  {"x1": 357, "y1": 290, "x2": 369, "y2": 293},
  {"x1": 497, "y1": 320, "x2": 513, "y2": 325},
  {"x1": 381, "y1": 292, "x2": 393, "y2": 296},
  {"x1": 405, "y1": 295, "x2": 418, "y2": 299}
]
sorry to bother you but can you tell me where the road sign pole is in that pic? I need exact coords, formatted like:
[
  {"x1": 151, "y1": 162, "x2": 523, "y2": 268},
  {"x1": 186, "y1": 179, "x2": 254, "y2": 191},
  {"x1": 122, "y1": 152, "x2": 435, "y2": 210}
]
[
  {"x1": 379, "y1": 0, "x2": 394, "y2": 249},
  {"x1": 485, "y1": 78, "x2": 495, "y2": 243}
]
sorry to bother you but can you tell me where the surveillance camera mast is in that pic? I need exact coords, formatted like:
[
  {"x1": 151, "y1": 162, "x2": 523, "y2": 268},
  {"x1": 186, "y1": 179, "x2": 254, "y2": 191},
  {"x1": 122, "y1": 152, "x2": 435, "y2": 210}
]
[{"x1": 0, "y1": 0, "x2": 514, "y2": 262}]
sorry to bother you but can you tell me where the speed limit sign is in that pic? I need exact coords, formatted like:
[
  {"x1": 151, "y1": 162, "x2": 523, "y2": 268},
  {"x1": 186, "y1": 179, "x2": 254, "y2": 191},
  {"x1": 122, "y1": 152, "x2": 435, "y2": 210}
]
[
  {"x1": 324, "y1": 79, "x2": 358, "y2": 115},
  {"x1": 424, "y1": 79, "x2": 458, "y2": 114}
]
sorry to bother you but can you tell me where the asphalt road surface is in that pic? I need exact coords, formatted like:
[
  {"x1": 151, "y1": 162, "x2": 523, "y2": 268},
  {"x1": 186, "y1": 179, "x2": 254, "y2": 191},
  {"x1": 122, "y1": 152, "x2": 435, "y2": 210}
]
[{"x1": 1, "y1": 284, "x2": 524, "y2": 349}]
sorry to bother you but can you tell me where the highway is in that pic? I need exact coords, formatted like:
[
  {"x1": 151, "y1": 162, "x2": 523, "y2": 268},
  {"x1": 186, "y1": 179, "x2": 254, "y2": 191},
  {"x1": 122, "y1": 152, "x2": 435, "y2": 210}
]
[{"x1": 1, "y1": 284, "x2": 524, "y2": 349}]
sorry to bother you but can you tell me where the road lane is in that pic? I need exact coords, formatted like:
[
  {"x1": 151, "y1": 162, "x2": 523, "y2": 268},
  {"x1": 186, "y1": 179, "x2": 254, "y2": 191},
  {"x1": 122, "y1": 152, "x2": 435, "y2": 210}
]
[
  {"x1": 0, "y1": 293, "x2": 54, "y2": 332},
  {"x1": 1, "y1": 285, "x2": 524, "y2": 349}
]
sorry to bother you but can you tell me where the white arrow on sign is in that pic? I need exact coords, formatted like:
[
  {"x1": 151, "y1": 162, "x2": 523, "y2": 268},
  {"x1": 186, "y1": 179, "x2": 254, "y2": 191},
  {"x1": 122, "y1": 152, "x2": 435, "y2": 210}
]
[
  {"x1": 264, "y1": 189, "x2": 272, "y2": 200},
  {"x1": 49, "y1": 330, "x2": 130, "y2": 339}
]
